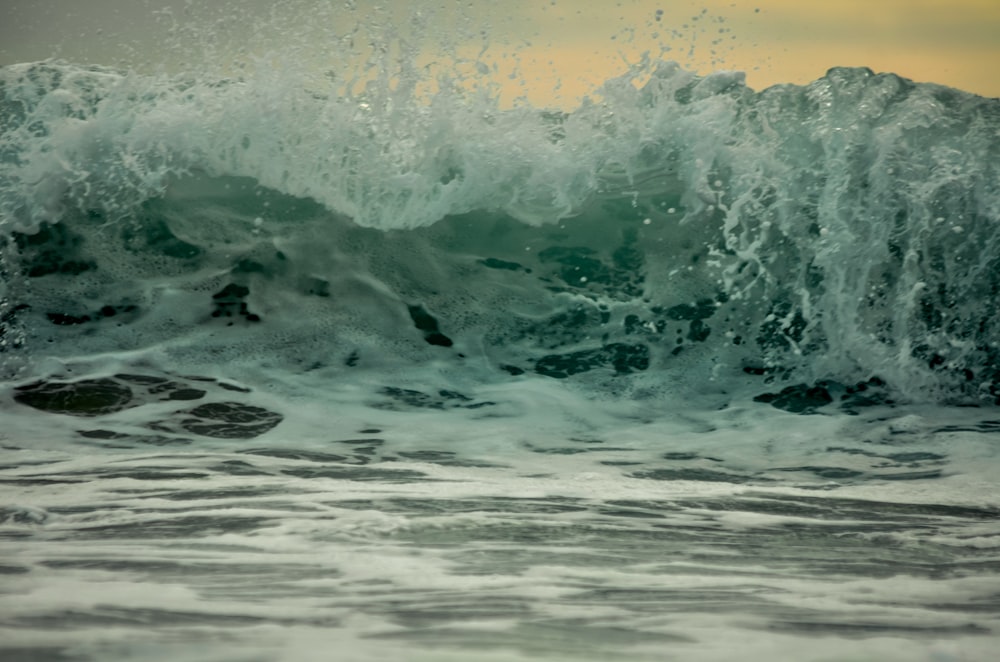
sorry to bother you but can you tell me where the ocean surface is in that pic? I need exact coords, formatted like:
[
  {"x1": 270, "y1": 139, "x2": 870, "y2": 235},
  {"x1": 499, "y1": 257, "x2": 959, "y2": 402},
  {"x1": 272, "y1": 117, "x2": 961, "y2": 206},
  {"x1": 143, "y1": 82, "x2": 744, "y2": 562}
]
[{"x1": 1, "y1": 45, "x2": 999, "y2": 662}]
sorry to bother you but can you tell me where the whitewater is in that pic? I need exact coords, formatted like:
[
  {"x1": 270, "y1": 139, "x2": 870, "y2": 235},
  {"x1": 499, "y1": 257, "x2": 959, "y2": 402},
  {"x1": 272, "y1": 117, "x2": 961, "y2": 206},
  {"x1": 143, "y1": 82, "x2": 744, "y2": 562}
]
[{"x1": 1, "y1": 5, "x2": 999, "y2": 661}]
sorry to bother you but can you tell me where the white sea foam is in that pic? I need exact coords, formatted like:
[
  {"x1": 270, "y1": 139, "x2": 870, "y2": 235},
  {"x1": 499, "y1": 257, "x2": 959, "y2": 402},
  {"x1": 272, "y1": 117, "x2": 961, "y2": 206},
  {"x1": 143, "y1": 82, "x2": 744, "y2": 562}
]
[{"x1": 2, "y1": 390, "x2": 998, "y2": 661}]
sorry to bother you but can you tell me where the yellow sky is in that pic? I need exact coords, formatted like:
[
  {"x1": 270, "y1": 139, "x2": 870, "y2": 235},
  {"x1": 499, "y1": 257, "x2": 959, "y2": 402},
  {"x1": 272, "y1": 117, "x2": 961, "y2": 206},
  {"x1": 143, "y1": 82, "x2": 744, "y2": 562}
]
[
  {"x1": 1, "y1": 1, "x2": 998, "y2": 106},
  {"x1": 493, "y1": 0, "x2": 1000, "y2": 104}
]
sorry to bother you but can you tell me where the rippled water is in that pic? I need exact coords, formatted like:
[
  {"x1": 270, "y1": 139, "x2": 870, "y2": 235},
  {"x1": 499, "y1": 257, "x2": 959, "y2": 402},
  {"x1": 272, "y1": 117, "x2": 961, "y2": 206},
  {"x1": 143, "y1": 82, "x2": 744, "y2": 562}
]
[{"x1": 3, "y1": 373, "x2": 999, "y2": 661}]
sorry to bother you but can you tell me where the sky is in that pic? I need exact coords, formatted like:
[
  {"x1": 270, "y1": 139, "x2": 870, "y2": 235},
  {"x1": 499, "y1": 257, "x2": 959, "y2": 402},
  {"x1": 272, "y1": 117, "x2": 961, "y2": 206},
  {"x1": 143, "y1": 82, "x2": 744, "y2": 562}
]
[{"x1": 1, "y1": 0, "x2": 998, "y2": 106}]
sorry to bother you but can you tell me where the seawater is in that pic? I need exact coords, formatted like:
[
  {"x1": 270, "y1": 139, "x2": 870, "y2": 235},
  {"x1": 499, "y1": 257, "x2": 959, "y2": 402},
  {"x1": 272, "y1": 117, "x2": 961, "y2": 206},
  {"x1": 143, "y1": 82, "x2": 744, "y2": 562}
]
[{"x1": 1, "y1": 45, "x2": 999, "y2": 662}]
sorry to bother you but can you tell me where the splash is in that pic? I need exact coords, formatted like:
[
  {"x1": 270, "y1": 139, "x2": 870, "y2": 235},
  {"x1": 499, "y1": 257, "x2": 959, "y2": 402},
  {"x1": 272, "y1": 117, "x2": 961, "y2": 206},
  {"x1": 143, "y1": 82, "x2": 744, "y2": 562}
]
[{"x1": 1, "y1": 5, "x2": 999, "y2": 406}]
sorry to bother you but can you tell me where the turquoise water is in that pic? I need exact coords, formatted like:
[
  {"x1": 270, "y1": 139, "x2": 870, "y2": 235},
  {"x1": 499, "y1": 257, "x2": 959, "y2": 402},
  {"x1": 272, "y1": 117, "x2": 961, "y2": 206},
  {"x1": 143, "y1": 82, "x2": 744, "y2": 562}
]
[{"x1": 1, "y1": 41, "x2": 999, "y2": 662}]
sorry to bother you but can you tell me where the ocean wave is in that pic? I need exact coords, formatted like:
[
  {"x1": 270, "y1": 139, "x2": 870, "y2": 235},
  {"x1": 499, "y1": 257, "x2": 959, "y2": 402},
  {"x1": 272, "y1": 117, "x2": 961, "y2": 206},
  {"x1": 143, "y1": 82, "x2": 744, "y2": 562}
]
[{"x1": 1, "y1": 59, "x2": 999, "y2": 404}]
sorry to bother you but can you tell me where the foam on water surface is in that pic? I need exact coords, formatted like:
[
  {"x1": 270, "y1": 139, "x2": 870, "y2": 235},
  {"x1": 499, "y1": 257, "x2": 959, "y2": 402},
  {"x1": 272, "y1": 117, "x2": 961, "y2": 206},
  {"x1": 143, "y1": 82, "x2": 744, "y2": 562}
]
[{"x1": 2, "y1": 368, "x2": 999, "y2": 661}]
